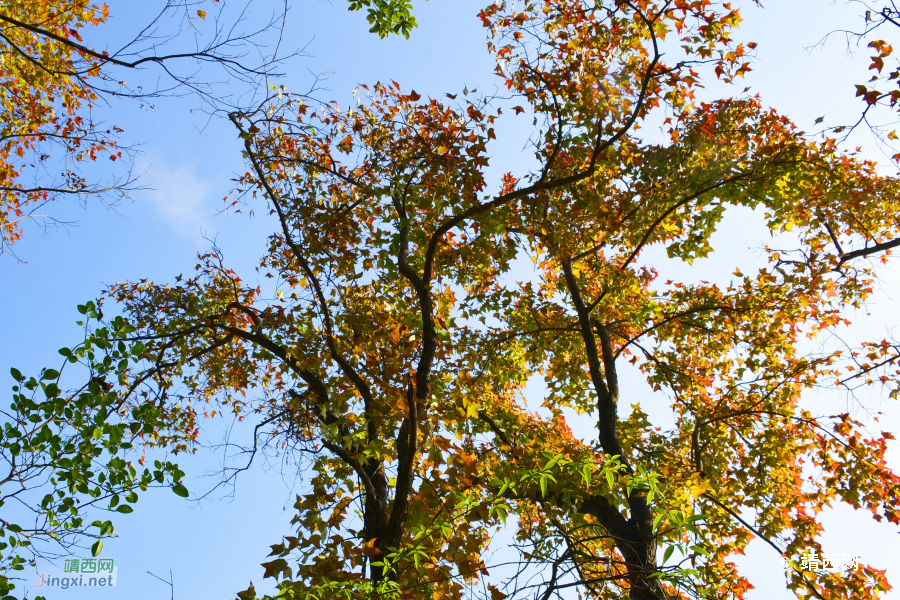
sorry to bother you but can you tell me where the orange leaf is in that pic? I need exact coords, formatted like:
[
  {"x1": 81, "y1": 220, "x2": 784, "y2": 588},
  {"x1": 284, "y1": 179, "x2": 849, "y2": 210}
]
[{"x1": 361, "y1": 538, "x2": 383, "y2": 558}]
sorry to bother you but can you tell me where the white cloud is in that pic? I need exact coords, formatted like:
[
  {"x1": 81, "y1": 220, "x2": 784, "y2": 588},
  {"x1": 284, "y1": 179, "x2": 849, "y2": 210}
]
[{"x1": 141, "y1": 157, "x2": 215, "y2": 238}]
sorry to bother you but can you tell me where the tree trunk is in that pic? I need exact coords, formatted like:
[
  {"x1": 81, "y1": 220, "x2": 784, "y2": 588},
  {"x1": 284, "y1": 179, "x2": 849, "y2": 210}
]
[
  {"x1": 619, "y1": 531, "x2": 671, "y2": 600},
  {"x1": 364, "y1": 460, "x2": 390, "y2": 582}
]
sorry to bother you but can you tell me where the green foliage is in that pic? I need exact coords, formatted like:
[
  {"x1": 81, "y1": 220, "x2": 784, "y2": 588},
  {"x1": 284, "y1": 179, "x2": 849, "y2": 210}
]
[
  {"x1": 347, "y1": 0, "x2": 420, "y2": 38},
  {"x1": 0, "y1": 302, "x2": 185, "y2": 599}
]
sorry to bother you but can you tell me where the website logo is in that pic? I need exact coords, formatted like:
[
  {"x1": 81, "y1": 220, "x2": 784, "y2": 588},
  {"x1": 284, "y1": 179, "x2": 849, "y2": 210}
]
[
  {"x1": 783, "y1": 552, "x2": 860, "y2": 577},
  {"x1": 36, "y1": 558, "x2": 117, "y2": 589}
]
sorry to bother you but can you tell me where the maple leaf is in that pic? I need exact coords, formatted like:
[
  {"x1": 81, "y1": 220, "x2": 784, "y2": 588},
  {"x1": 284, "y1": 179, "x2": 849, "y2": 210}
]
[
  {"x1": 261, "y1": 559, "x2": 291, "y2": 580},
  {"x1": 337, "y1": 135, "x2": 354, "y2": 153},
  {"x1": 236, "y1": 583, "x2": 256, "y2": 600}
]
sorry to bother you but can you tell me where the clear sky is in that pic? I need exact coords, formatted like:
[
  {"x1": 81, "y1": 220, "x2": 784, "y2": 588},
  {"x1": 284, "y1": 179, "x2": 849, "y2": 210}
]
[{"x1": 2, "y1": 1, "x2": 898, "y2": 599}]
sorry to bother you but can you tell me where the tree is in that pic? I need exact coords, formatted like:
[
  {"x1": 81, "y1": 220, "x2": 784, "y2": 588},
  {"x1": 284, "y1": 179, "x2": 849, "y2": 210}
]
[
  {"x1": 94, "y1": 0, "x2": 900, "y2": 599},
  {"x1": 0, "y1": 0, "x2": 416, "y2": 258},
  {"x1": 0, "y1": 301, "x2": 187, "y2": 600}
]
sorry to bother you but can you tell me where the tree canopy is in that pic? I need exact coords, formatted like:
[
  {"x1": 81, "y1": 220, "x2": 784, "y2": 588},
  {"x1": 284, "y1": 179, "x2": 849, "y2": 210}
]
[{"x1": 10, "y1": 1, "x2": 900, "y2": 599}]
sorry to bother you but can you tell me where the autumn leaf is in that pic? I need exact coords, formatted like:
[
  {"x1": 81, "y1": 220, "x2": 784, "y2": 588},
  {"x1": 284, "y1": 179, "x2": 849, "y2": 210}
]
[
  {"x1": 337, "y1": 135, "x2": 354, "y2": 153},
  {"x1": 236, "y1": 583, "x2": 256, "y2": 600},
  {"x1": 261, "y1": 559, "x2": 291, "y2": 580},
  {"x1": 488, "y1": 584, "x2": 509, "y2": 600},
  {"x1": 361, "y1": 537, "x2": 382, "y2": 558}
]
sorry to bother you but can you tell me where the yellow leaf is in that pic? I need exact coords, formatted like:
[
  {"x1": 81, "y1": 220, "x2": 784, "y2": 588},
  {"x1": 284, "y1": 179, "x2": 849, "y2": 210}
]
[
  {"x1": 570, "y1": 261, "x2": 588, "y2": 276},
  {"x1": 197, "y1": 10, "x2": 207, "y2": 19},
  {"x1": 689, "y1": 478, "x2": 709, "y2": 499}
]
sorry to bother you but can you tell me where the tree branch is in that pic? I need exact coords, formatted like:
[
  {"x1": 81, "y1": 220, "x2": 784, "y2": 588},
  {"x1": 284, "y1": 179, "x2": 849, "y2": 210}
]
[{"x1": 839, "y1": 236, "x2": 900, "y2": 263}]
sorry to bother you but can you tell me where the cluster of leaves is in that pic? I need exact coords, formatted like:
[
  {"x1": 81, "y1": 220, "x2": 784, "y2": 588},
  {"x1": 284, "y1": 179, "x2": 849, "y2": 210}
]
[
  {"x1": 846, "y1": 4, "x2": 900, "y2": 115},
  {"x1": 0, "y1": 302, "x2": 186, "y2": 600},
  {"x1": 841, "y1": 339, "x2": 900, "y2": 399},
  {"x1": 347, "y1": 0, "x2": 421, "y2": 38},
  {"x1": 88, "y1": 0, "x2": 900, "y2": 599},
  {"x1": 821, "y1": 1, "x2": 900, "y2": 169}
]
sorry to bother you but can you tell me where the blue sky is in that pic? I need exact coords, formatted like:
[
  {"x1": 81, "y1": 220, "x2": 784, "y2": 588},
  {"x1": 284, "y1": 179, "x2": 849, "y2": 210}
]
[{"x1": 2, "y1": 1, "x2": 899, "y2": 598}]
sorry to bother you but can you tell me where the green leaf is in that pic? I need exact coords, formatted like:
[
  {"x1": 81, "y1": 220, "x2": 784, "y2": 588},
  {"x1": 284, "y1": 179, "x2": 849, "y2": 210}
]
[
  {"x1": 9, "y1": 368, "x2": 22, "y2": 382},
  {"x1": 91, "y1": 540, "x2": 103, "y2": 556},
  {"x1": 685, "y1": 514, "x2": 709, "y2": 523},
  {"x1": 115, "y1": 505, "x2": 133, "y2": 514},
  {"x1": 690, "y1": 545, "x2": 711, "y2": 556},
  {"x1": 172, "y1": 484, "x2": 189, "y2": 498},
  {"x1": 663, "y1": 545, "x2": 675, "y2": 564}
]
